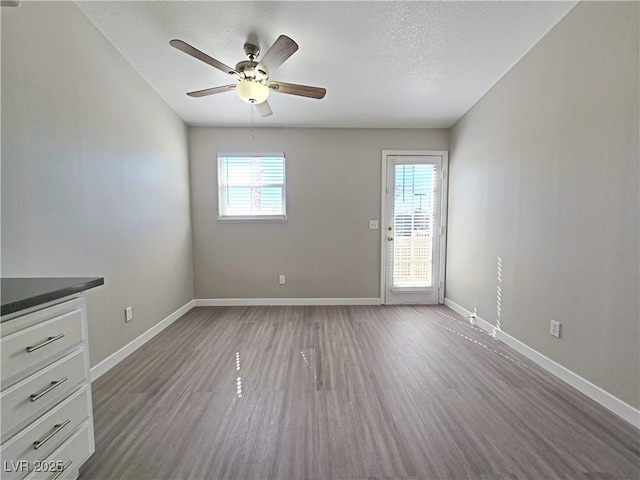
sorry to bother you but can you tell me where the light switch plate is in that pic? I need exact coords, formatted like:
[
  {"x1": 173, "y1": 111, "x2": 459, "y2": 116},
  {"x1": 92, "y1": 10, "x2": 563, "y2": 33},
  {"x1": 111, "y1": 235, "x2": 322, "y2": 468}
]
[{"x1": 369, "y1": 220, "x2": 379, "y2": 230}]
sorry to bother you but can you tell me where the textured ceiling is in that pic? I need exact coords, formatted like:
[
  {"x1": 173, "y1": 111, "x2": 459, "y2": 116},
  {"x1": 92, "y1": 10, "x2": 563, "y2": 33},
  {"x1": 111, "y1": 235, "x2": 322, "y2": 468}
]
[{"x1": 76, "y1": 1, "x2": 576, "y2": 128}]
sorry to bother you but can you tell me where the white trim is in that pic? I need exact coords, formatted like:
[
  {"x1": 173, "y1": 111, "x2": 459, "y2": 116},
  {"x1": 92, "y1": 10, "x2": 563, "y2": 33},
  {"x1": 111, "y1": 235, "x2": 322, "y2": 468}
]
[
  {"x1": 445, "y1": 298, "x2": 498, "y2": 335},
  {"x1": 194, "y1": 298, "x2": 381, "y2": 307},
  {"x1": 494, "y1": 331, "x2": 640, "y2": 428},
  {"x1": 89, "y1": 294, "x2": 639, "y2": 428},
  {"x1": 444, "y1": 298, "x2": 640, "y2": 429},
  {"x1": 380, "y1": 153, "x2": 388, "y2": 304},
  {"x1": 438, "y1": 152, "x2": 449, "y2": 304},
  {"x1": 90, "y1": 297, "x2": 376, "y2": 381},
  {"x1": 90, "y1": 300, "x2": 195, "y2": 382},
  {"x1": 218, "y1": 152, "x2": 285, "y2": 157},
  {"x1": 217, "y1": 215, "x2": 287, "y2": 223}
]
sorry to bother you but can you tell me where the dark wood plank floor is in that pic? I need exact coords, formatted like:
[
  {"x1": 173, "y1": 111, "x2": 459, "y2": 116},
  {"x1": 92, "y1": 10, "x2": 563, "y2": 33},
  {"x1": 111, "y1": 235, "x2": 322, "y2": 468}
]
[{"x1": 79, "y1": 305, "x2": 639, "y2": 479}]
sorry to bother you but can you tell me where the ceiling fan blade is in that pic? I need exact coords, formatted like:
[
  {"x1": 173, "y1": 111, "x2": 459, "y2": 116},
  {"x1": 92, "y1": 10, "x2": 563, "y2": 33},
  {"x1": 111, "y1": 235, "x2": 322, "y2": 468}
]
[
  {"x1": 269, "y1": 81, "x2": 326, "y2": 99},
  {"x1": 257, "y1": 35, "x2": 298, "y2": 75},
  {"x1": 170, "y1": 39, "x2": 241, "y2": 79},
  {"x1": 187, "y1": 85, "x2": 236, "y2": 98},
  {"x1": 255, "y1": 100, "x2": 273, "y2": 117}
]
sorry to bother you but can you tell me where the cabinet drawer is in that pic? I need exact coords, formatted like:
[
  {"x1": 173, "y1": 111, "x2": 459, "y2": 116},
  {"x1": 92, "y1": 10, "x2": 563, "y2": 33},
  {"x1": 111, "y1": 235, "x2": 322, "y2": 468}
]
[
  {"x1": 23, "y1": 423, "x2": 93, "y2": 480},
  {"x1": 1, "y1": 350, "x2": 87, "y2": 438},
  {"x1": 1, "y1": 387, "x2": 92, "y2": 480},
  {"x1": 2, "y1": 307, "x2": 84, "y2": 383}
]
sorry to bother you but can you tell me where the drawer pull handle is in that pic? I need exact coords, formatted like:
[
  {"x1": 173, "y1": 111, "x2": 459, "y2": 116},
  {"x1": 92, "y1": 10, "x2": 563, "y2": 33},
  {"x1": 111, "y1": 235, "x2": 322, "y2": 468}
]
[
  {"x1": 26, "y1": 333, "x2": 66, "y2": 353},
  {"x1": 30, "y1": 377, "x2": 68, "y2": 402},
  {"x1": 33, "y1": 419, "x2": 71, "y2": 450},
  {"x1": 50, "y1": 460, "x2": 72, "y2": 480}
]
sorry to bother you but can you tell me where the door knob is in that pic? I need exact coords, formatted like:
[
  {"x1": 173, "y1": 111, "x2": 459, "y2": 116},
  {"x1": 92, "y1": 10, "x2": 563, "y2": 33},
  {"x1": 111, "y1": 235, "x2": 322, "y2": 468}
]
[
  {"x1": 388, "y1": 226, "x2": 393, "y2": 231},
  {"x1": 387, "y1": 236, "x2": 393, "y2": 242}
]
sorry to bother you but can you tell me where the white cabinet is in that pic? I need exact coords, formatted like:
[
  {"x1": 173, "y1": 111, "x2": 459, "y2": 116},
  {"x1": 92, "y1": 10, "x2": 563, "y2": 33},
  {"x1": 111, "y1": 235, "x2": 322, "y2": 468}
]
[{"x1": 1, "y1": 295, "x2": 95, "y2": 480}]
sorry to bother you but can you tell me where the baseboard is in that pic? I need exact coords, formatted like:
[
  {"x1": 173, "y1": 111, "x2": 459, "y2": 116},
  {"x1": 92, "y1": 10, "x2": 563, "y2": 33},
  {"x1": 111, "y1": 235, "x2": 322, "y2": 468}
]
[
  {"x1": 90, "y1": 300, "x2": 195, "y2": 382},
  {"x1": 444, "y1": 298, "x2": 498, "y2": 335},
  {"x1": 194, "y1": 298, "x2": 382, "y2": 307},
  {"x1": 444, "y1": 298, "x2": 640, "y2": 429},
  {"x1": 90, "y1": 295, "x2": 639, "y2": 428},
  {"x1": 444, "y1": 297, "x2": 472, "y2": 318},
  {"x1": 90, "y1": 298, "x2": 376, "y2": 380}
]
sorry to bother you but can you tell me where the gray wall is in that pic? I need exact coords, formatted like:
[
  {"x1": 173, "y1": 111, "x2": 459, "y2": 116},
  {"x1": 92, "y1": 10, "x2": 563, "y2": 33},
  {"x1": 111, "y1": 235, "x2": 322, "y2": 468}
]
[
  {"x1": 1, "y1": 2, "x2": 194, "y2": 366},
  {"x1": 190, "y1": 127, "x2": 448, "y2": 299},
  {"x1": 447, "y1": 1, "x2": 639, "y2": 408}
]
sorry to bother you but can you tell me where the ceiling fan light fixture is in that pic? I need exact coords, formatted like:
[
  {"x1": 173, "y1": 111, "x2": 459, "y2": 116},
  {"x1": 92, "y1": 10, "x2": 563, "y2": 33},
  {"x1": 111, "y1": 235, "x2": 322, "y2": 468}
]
[
  {"x1": 236, "y1": 81, "x2": 269, "y2": 104},
  {"x1": 170, "y1": 35, "x2": 325, "y2": 117}
]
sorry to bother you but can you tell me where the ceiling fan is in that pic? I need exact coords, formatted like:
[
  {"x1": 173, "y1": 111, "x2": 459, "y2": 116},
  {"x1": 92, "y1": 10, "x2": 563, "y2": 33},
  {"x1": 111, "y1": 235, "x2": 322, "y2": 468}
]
[{"x1": 169, "y1": 35, "x2": 326, "y2": 117}]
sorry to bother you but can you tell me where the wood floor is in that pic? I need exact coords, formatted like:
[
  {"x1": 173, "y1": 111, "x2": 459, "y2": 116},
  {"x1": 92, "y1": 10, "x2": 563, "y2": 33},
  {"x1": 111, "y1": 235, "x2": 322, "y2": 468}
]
[{"x1": 79, "y1": 305, "x2": 639, "y2": 480}]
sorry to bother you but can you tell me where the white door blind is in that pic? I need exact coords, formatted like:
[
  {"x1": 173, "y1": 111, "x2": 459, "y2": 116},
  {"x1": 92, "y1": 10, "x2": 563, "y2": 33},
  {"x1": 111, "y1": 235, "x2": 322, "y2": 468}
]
[
  {"x1": 218, "y1": 154, "x2": 286, "y2": 220},
  {"x1": 393, "y1": 164, "x2": 436, "y2": 287}
]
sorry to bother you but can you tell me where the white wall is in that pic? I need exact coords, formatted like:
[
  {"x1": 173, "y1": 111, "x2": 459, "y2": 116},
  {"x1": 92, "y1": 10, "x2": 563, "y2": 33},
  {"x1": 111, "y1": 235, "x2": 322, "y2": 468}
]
[
  {"x1": 447, "y1": 1, "x2": 639, "y2": 408},
  {"x1": 1, "y1": 1, "x2": 194, "y2": 366},
  {"x1": 190, "y1": 127, "x2": 448, "y2": 300}
]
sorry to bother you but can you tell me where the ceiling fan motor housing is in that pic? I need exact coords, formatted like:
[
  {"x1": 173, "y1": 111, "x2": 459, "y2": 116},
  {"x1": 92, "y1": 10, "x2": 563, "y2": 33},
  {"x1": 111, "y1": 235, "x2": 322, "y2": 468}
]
[
  {"x1": 243, "y1": 42, "x2": 260, "y2": 60},
  {"x1": 235, "y1": 60, "x2": 269, "y2": 82}
]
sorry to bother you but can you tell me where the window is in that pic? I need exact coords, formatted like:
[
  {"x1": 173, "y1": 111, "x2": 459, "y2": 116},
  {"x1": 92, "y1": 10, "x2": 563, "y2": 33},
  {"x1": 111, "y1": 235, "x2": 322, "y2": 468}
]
[
  {"x1": 392, "y1": 163, "x2": 436, "y2": 287},
  {"x1": 217, "y1": 153, "x2": 286, "y2": 221}
]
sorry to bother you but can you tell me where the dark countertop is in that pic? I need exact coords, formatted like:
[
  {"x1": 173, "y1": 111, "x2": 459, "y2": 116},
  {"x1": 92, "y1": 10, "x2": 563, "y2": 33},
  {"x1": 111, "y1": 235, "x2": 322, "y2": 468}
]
[{"x1": 1, "y1": 277, "x2": 104, "y2": 317}]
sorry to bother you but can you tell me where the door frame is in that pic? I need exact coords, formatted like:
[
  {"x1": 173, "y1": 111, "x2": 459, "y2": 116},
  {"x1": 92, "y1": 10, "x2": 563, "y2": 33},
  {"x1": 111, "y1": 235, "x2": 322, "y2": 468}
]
[{"x1": 380, "y1": 150, "x2": 449, "y2": 305}]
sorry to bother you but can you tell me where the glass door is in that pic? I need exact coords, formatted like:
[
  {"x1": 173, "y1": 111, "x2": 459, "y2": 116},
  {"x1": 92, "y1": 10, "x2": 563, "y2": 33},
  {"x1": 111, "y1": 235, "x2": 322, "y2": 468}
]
[{"x1": 383, "y1": 154, "x2": 445, "y2": 304}]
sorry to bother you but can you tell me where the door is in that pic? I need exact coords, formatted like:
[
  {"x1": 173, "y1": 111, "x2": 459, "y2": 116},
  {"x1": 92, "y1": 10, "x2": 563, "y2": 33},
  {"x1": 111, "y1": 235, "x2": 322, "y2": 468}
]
[{"x1": 381, "y1": 152, "x2": 448, "y2": 304}]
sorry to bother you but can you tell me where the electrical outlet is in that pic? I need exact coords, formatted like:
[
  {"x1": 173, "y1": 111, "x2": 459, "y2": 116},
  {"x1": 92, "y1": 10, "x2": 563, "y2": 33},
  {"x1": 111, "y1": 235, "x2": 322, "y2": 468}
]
[
  {"x1": 125, "y1": 306, "x2": 133, "y2": 322},
  {"x1": 550, "y1": 319, "x2": 560, "y2": 338},
  {"x1": 279, "y1": 275, "x2": 285, "y2": 285}
]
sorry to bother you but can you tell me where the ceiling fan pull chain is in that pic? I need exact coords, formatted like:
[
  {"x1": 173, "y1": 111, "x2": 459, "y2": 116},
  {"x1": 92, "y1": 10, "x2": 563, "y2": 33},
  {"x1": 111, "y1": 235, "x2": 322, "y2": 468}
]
[{"x1": 251, "y1": 105, "x2": 255, "y2": 141}]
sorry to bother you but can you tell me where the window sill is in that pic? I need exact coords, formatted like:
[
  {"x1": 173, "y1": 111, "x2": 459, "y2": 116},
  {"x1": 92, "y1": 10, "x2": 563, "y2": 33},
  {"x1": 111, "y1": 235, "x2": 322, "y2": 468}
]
[
  {"x1": 217, "y1": 216, "x2": 288, "y2": 223},
  {"x1": 390, "y1": 287, "x2": 434, "y2": 293}
]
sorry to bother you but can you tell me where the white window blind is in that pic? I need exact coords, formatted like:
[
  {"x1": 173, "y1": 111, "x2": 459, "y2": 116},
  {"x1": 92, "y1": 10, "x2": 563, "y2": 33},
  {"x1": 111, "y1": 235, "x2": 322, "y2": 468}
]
[
  {"x1": 393, "y1": 164, "x2": 436, "y2": 287},
  {"x1": 217, "y1": 153, "x2": 286, "y2": 221}
]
